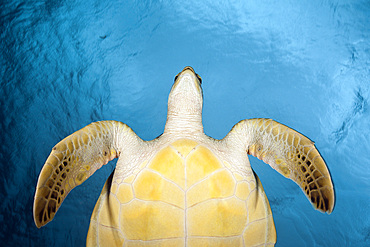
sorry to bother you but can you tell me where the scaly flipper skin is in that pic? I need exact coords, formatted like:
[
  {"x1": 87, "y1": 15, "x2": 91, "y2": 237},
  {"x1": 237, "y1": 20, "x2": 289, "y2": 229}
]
[
  {"x1": 33, "y1": 120, "x2": 139, "y2": 228},
  {"x1": 225, "y1": 118, "x2": 335, "y2": 214}
]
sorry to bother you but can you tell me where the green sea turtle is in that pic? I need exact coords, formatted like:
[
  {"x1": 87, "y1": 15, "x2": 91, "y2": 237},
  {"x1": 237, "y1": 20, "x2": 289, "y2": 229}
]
[{"x1": 33, "y1": 66, "x2": 335, "y2": 246}]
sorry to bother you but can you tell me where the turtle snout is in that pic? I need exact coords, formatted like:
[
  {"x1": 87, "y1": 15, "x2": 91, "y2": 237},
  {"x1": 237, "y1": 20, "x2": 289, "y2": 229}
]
[{"x1": 179, "y1": 66, "x2": 202, "y2": 84}]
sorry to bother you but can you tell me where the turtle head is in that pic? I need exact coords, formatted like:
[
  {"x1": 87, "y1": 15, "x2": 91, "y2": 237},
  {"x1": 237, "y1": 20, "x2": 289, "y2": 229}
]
[
  {"x1": 168, "y1": 66, "x2": 203, "y2": 113},
  {"x1": 173, "y1": 66, "x2": 203, "y2": 92},
  {"x1": 165, "y1": 66, "x2": 204, "y2": 134}
]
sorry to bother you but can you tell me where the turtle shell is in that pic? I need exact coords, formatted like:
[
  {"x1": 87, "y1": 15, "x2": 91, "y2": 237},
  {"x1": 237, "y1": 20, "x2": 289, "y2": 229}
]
[{"x1": 87, "y1": 139, "x2": 276, "y2": 246}]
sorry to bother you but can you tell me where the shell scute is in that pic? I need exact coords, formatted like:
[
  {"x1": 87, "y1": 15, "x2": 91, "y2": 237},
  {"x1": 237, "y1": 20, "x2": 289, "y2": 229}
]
[
  {"x1": 133, "y1": 170, "x2": 185, "y2": 208},
  {"x1": 187, "y1": 197, "x2": 248, "y2": 237},
  {"x1": 186, "y1": 145, "x2": 223, "y2": 188},
  {"x1": 120, "y1": 199, "x2": 185, "y2": 241},
  {"x1": 186, "y1": 169, "x2": 235, "y2": 207},
  {"x1": 148, "y1": 146, "x2": 185, "y2": 189}
]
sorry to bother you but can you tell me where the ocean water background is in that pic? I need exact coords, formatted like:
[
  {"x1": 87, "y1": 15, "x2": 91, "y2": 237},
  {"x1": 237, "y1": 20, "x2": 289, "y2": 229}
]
[{"x1": 1, "y1": 0, "x2": 369, "y2": 246}]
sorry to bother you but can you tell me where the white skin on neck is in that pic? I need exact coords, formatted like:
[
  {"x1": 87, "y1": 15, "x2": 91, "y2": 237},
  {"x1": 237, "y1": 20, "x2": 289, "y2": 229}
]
[{"x1": 163, "y1": 69, "x2": 204, "y2": 137}]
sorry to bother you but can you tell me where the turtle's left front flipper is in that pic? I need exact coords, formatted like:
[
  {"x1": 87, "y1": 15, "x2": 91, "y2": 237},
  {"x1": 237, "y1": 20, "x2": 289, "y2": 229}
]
[
  {"x1": 33, "y1": 121, "x2": 141, "y2": 228},
  {"x1": 224, "y1": 118, "x2": 335, "y2": 214}
]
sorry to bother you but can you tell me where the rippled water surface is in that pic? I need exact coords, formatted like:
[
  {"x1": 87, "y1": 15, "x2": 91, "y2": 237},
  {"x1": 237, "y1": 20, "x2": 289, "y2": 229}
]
[{"x1": 1, "y1": 1, "x2": 369, "y2": 246}]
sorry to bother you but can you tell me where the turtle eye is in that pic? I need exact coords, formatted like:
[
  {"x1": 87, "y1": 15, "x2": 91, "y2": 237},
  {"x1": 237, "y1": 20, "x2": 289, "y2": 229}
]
[{"x1": 196, "y1": 74, "x2": 202, "y2": 84}]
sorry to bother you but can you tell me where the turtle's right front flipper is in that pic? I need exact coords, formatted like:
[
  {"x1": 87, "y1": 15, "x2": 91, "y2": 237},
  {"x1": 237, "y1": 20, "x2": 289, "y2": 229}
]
[
  {"x1": 224, "y1": 118, "x2": 335, "y2": 214},
  {"x1": 33, "y1": 120, "x2": 140, "y2": 228}
]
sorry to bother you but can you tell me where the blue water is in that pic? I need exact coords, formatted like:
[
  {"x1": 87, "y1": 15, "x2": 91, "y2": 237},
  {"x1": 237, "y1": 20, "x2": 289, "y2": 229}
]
[{"x1": 1, "y1": 0, "x2": 369, "y2": 246}]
